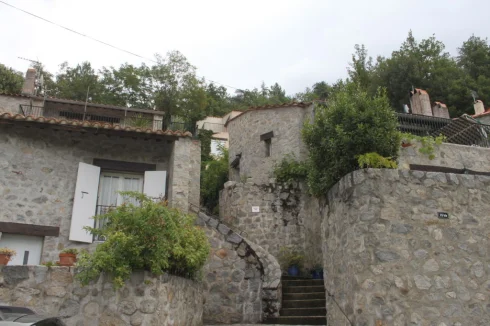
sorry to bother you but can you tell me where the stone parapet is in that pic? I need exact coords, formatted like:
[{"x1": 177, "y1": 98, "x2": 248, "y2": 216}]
[
  {"x1": 0, "y1": 266, "x2": 203, "y2": 325},
  {"x1": 324, "y1": 168, "x2": 490, "y2": 325}
]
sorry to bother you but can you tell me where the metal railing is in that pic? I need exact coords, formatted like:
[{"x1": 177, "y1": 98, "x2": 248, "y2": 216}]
[
  {"x1": 396, "y1": 112, "x2": 451, "y2": 136},
  {"x1": 396, "y1": 112, "x2": 490, "y2": 148}
]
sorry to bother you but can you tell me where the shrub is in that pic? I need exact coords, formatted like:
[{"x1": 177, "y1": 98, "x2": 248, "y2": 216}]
[
  {"x1": 357, "y1": 152, "x2": 398, "y2": 169},
  {"x1": 273, "y1": 154, "x2": 308, "y2": 184},
  {"x1": 61, "y1": 248, "x2": 79, "y2": 255},
  {"x1": 277, "y1": 247, "x2": 304, "y2": 270},
  {"x1": 0, "y1": 248, "x2": 16, "y2": 257},
  {"x1": 401, "y1": 133, "x2": 446, "y2": 160},
  {"x1": 76, "y1": 192, "x2": 210, "y2": 288},
  {"x1": 201, "y1": 145, "x2": 228, "y2": 213},
  {"x1": 302, "y1": 83, "x2": 400, "y2": 197}
]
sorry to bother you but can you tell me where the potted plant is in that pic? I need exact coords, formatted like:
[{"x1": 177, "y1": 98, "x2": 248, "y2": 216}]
[
  {"x1": 311, "y1": 264, "x2": 324, "y2": 279},
  {"x1": 58, "y1": 248, "x2": 78, "y2": 266},
  {"x1": 278, "y1": 247, "x2": 304, "y2": 277},
  {"x1": 0, "y1": 248, "x2": 16, "y2": 265}
]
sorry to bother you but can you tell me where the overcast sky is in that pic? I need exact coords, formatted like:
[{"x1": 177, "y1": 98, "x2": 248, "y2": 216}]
[{"x1": 1, "y1": 0, "x2": 489, "y2": 95}]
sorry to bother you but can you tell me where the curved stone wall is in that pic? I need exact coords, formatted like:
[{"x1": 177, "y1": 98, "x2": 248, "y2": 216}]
[
  {"x1": 0, "y1": 266, "x2": 203, "y2": 325},
  {"x1": 197, "y1": 212, "x2": 282, "y2": 323}
]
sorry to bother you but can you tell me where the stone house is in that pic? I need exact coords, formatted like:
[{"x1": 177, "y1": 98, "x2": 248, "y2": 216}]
[
  {"x1": 197, "y1": 111, "x2": 242, "y2": 156},
  {"x1": 0, "y1": 70, "x2": 200, "y2": 266}
]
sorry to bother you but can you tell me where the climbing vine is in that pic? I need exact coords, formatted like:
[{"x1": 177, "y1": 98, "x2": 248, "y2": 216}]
[
  {"x1": 273, "y1": 154, "x2": 308, "y2": 184},
  {"x1": 400, "y1": 133, "x2": 446, "y2": 160}
]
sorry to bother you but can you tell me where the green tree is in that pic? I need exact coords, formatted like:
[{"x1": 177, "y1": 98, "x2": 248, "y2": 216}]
[
  {"x1": 0, "y1": 64, "x2": 23, "y2": 94},
  {"x1": 201, "y1": 146, "x2": 229, "y2": 214},
  {"x1": 348, "y1": 44, "x2": 374, "y2": 91},
  {"x1": 302, "y1": 83, "x2": 400, "y2": 196},
  {"x1": 53, "y1": 61, "x2": 104, "y2": 102}
]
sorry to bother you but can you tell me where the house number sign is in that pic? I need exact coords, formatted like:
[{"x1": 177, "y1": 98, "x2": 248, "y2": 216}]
[
  {"x1": 437, "y1": 212, "x2": 449, "y2": 219},
  {"x1": 252, "y1": 206, "x2": 260, "y2": 213}
]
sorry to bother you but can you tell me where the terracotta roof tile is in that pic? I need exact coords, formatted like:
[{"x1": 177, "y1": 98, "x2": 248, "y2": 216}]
[
  {"x1": 225, "y1": 102, "x2": 313, "y2": 126},
  {"x1": 434, "y1": 101, "x2": 447, "y2": 108},
  {"x1": 0, "y1": 112, "x2": 192, "y2": 138},
  {"x1": 472, "y1": 108, "x2": 490, "y2": 118},
  {"x1": 411, "y1": 88, "x2": 428, "y2": 95}
]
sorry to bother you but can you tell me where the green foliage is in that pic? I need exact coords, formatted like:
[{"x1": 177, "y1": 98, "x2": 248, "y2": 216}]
[
  {"x1": 273, "y1": 155, "x2": 308, "y2": 184},
  {"x1": 0, "y1": 64, "x2": 23, "y2": 94},
  {"x1": 61, "y1": 248, "x2": 79, "y2": 255},
  {"x1": 357, "y1": 152, "x2": 398, "y2": 169},
  {"x1": 401, "y1": 133, "x2": 446, "y2": 160},
  {"x1": 278, "y1": 247, "x2": 304, "y2": 270},
  {"x1": 302, "y1": 83, "x2": 401, "y2": 197},
  {"x1": 198, "y1": 129, "x2": 214, "y2": 163},
  {"x1": 0, "y1": 248, "x2": 16, "y2": 257},
  {"x1": 76, "y1": 192, "x2": 210, "y2": 288},
  {"x1": 126, "y1": 113, "x2": 152, "y2": 128},
  {"x1": 201, "y1": 146, "x2": 229, "y2": 213},
  {"x1": 41, "y1": 261, "x2": 56, "y2": 268}
]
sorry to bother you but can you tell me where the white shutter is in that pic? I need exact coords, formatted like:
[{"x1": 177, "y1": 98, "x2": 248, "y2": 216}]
[
  {"x1": 69, "y1": 162, "x2": 100, "y2": 243},
  {"x1": 143, "y1": 171, "x2": 167, "y2": 201}
]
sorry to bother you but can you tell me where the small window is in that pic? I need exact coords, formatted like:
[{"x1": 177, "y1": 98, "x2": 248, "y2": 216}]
[{"x1": 265, "y1": 138, "x2": 272, "y2": 157}]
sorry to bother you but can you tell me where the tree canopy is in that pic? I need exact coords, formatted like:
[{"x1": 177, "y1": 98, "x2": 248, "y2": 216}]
[{"x1": 2, "y1": 31, "x2": 489, "y2": 125}]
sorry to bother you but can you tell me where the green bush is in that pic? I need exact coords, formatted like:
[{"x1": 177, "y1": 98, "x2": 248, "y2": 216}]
[
  {"x1": 357, "y1": 152, "x2": 398, "y2": 169},
  {"x1": 273, "y1": 154, "x2": 308, "y2": 184},
  {"x1": 201, "y1": 145, "x2": 228, "y2": 214},
  {"x1": 76, "y1": 192, "x2": 210, "y2": 288},
  {"x1": 277, "y1": 247, "x2": 304, "y2": 270},
  {"x1": 302, "y1": 83, "x2": 400, "y2": 196}
]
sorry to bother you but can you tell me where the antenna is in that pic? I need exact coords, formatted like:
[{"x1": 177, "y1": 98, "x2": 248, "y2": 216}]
[
  {"x1": 18, "y1": 56, "x2": 41, "y2": 65},
  {"x1": 471, "y1": 90, "x2": 478, "y2": 103}
]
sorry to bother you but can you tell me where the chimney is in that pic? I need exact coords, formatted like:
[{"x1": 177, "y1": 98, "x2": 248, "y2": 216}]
[
  {"x1": 410, "y1": 88, "x2": 432, "y2": 116},
  {"x1": 21, "y1": 68, "x2": 37, "y2": 96},
  {"x1": 474, "y1": 100, "x2": 485, "y2": 116},
  {"x1": 432, "y1": 102, "x2": 450, "y2": 119}
]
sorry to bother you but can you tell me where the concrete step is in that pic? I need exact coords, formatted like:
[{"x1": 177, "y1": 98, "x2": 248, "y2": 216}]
[
  {"x1": 265, "y1": 316, "x2": 326, "y2": 325},
  {"x1": 280, "y1": 307, "x2": 326, "y2": 316},
  {"x1": 283, "y1": 285, "x2": 325, "y2": 293},
  {"x1": 282, "y1": 299, "x2": 326, "y2": 308},
  {"x1": 283, "y1": 279, "x2": 324, "y2": 287},
  {"x1": 283, "y1": 292, "x2": 325, "y2": 300}
]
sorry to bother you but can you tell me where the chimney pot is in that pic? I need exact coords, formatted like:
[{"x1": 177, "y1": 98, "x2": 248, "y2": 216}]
[
  {"x1": 410, "y1": 88, "x2": 432, "y2": 116},
  {"x1": 474, "y1": 100, "x2": 485, "y2": 116},
  {"x1": 21, "y1": 68, "x2": 37, "y2": 96},
  {"x1": 432, "y1": 102, "x2": 450, "y2": 119}
]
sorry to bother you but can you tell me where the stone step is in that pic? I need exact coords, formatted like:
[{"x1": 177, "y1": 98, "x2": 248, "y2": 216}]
[
  {"x1": 282, "y1": 275, "x2": 315, "y2": 280},
  {"x1": 282, "y1": 299, "x2": 326, "y2": 308},
  {"x1": 282, "y1": 292, "x2": 325, "y2": 300},
  {"x1": 283, "y1": 279, "x2": 324, "y2": 287},
  {"x1": 283, "y1": 285, "x2": 325, "y2": 293},
  {"x1": 280, "y1": 307, "x2": 326, "y2": 316},
  {"x1": 265, "y1": 316, "x2": 326, "y2": 325}
]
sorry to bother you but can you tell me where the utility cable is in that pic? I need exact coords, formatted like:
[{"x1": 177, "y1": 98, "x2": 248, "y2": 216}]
[{"x1": 0, "y1": 0, "x2": 241, "y2": 91}]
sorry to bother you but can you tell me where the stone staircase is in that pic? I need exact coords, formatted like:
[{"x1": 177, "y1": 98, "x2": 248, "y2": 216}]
[{"x1": 265, "y1": 276, "x2": 326, "y2": 325}]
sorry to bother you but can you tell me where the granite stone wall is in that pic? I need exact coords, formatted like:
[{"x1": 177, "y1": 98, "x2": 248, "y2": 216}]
[
  {"x1": 197, "y1": 212, "x2": 282, "y2": 322},
  {"x1": 227, "y1": 105, "x2": 313, "y2": 184},
  {"x1": 323, "y1": 168, "x2": 490, "y2": 326},
  {"x1": 0, "y1": 266, "x2": 203, "y2": 325},
  {"x1": 0, "y1": 125, "x2": 198, "y2": 262},
  {"x1": 219, "y1": 181, "x2": 323, "y2": 269},
  {"x1": 398, "y1": 142, "x2": 490, "y2": 173}
]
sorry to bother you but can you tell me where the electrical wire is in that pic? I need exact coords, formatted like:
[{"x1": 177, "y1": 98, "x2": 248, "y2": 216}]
[{"x1": 0, "y1": 0, "x2": 241, "y2": 91}]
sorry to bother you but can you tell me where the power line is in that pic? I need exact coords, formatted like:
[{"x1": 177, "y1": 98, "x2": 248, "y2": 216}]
[{"x1": 0, "y1": 0, "x2": 241, "y2": 91}]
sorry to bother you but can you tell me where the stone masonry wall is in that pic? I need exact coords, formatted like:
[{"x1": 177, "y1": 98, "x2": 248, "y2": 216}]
[
  {"x1": 219, "y1": 181, "x2": 323, "y2": 270},
  {"x1": 227, "y1": 105, "x2": 313, "y2": 184},
  {"x1": 324, "y1": 169, "x2": 490, "y2": 325},
  {"x1": 398, "y1": 142, "x2": 490, "y2": 173},
  {"x1": 0, "y1": 95, "x2": 43, "y2": 114},
  {"x1": 0, "y1": 125, "x2": 197, "y2": 262},
  {"x1": 197, "y1": 212, "x2": 282, "y2": 322},
  {"x1": 0, "y1": 266, "x2": 203, "y2": 325}
]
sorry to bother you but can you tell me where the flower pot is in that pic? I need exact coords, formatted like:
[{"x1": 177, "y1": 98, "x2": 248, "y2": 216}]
[
  {"x1": 58, "y1": 253, "x2": 77, "y2": 267},
  {"x1": 287, "y1": 265, "x2": 299, "y2": 277},
  {"x1": 311, "y1": 269, "x2": 323, "y2": 279},
  {"x1": 0, "y1": 254, "x2": 11, "y2": 265}
]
